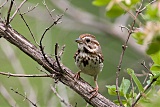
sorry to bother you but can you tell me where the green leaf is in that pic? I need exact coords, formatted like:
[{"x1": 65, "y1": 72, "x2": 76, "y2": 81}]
[
  {"x1": 150, "y1": 50, "x2": 160, "y2": 65},
  {"x1": 120, "y1": 78, "x2": 130, "y2": 98},
  {"x1": 144, "y1": 5, "x2": 160, "y2": 21},
  {"x1": 106, "y1": 4, "x2": 125, "y2": 18},
  {"x1": 150, "y1": 64, "x2": 160, "y2": 74},
  {"x1": 151, "y1": 73, "x2": 160, "y2": 85},
  {"x1": 92, "y1": 0, "x2": 109, "y2": 6},
  {"x1": 150, "y1": 51, "x2": 160, "y2": 75},
  {"x1": 113, "y1": 99, "x2": 128, "y2": 105},
  {"x1": 146, "y1": 33, "x2": 160, "y2": 55},
  {"x1": 127, "y1": 0, "x2": 140, "y2": 4},
  {"x1": 106, "y1": 85, "x2": 117, "y2": 96},
  {"x1": 146, "y1": 41, "x2": 160, "y2": 55},
  {"x1": 123, "y1": 0, "x2": 140, "y2": 7},
  {"x1": 129, "y1": 90, "x2": 137, "y2": 99},
  {"x1": 127, "y1": 68, "x2": 144, "y2": 92},
  {"x1": 132, "y1": 32, "x2": 145, "y2": 45}
]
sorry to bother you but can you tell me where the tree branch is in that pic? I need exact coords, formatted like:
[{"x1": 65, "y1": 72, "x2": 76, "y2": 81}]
[
  {"x1": 0, "y1": 21, "x2": 119, "y2": 107},
  {"x1": 0, "y1": 71, "x2": 54, "y2": 78},
  {"x1": 6, "y1": 0, "x2": 14, "y2": 26},
  {"x1": 11, "y1": 88, "x2": 37, "y2": 107},
  {"x1": 50, "y1": 85, "x2": 73, "y2": 107}
]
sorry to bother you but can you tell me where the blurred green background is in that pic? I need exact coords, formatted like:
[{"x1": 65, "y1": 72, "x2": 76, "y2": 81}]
[{"x1": 0, "y1": 0, "x2": 149, "y2": 107}]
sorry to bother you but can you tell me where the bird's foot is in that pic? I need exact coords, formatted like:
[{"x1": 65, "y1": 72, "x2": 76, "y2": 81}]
[
  {"x1": 89, "y1": 87, "x2": 98, "y2": 100},
  {"x1": 74, "y1": 71, "x2": 80, "y2": 80}
]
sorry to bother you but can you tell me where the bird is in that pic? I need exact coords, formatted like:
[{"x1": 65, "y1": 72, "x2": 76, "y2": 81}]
[{"x1": 74, "y1": 33, "x2": 104, "y2": 98}]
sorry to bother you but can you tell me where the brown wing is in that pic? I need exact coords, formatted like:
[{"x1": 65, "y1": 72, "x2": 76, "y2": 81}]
[
  {"x1": 98, "y1": 46, "x2": 104, "y2": 62},
  {"x1": 98, "y1": 53, "x2": 104, "y2": 63},
  {"x1": 74, "y1": 49, "x2": 80, "y2": 61}
]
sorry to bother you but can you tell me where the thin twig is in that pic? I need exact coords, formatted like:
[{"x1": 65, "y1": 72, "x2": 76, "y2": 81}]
[
  {"x1": 141, "y1": 60, "x2": 154, "y2": 76},
  {"x1": 58, "y1": 45, "x2": 65, "y2": 57},
  {"x1": 10, "y1": 0, "x2": 38, "y2": 44},
  {"x1": 39, "y1": 14, "x2": 64, "y2": 45},
  {"x1": 0, "y1": 71, "x2": 55, "y2": 78},
  {"x1": 40, "y1": 8, "x2": 67, "y2": 44},
  {"x1": 39, "y1": 9, "x2": 67, "y2": 68},
  {"x1": 138, "y1": 0, "x2": 156, "y2": 12},
  {"x1": 6, "y1": 0, "x2": 14, "y2": 26},
  {"x1": 43, "y1": 0, "x2": 55, "y2": 20},
  {"x1": 10, "y1": 0, "x2": 27, "y2": 23},
  {"x1": 11, "y1": 88, "x2": 38, "y2": 107},
  {"x1": 50, "y1": 85, "x2": 73, "y2": 107},
  {"x1": 143, "y1": 73, "x2": 149, "y2": 84},
  {"x1": 21, "y1": 3, "x2": 39, "y2": 15},
  {"x1": 135, "y1": 70, "x2": 150, "y2": 84},
  {"x1": 55, "y1": 43, "x2": 63, "y2": 72},
  {"x1": 39, "y1": 45, "x2": 53, "y2": 68},
  {"x1": 0, "y1": 0, "x2": 8, "y2": 9},
  {"x1": 119, "y1": 25, "x2": 130, "y2": 33},
  {"x1": 135, "y1": 70, "x2": 149, "y2": 77},
  {"x1": 18, "y1": 9, "x2": 39, "y2": 45}
]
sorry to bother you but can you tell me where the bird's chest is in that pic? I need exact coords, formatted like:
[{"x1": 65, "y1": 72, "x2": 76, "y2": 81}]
[{"x1": 75, "y1": 52, "x2": 102, "y2": 76}]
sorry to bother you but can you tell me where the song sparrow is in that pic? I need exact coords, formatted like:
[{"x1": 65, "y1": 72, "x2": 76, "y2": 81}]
[{"x1": 74, "y1": 34, "x2": 104, "y2": 97}]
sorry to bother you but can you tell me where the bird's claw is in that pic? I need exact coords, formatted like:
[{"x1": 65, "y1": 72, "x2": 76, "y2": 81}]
[
  {"x1": 74, "y1": 71, "x2": 80, "y2": 80},
  {"x1": 89, "y1": 87, "x2": 98, "y2": 100}
]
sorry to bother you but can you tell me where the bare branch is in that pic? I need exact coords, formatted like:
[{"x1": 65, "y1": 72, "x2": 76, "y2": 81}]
[
  {"x1": 43, "y1": 0, "x2": 55, "y2": 20},
  {"x1": 39, "y1": 9, "x2": 66, "y2": 68},
  {"x1": 21, "y1": 3, "x2": 39, "y2": 15},
  {"x1": 10, "y1": 0, "x2": 27, "y2": 23},
  {"x1": 55, "y1": 43, "x2": 63, "y2": 72},
  {"x1": 20, "y1": 14, "x2": 39, "y2": 45},
  {"x1": 0, "y1": 0, "x2": 8, "y2": 9},
  {"x1": 39, "y1": 13, "x2": 64, "y2": 45},
  {"x1": 143, "y1": 72, "x2": 149, "y2": 84},
  {"x1": 58, "y1": 45, "x2": 65, "y2": 58},
  {"x1": 7, "y1": 1, "x2": 39, "y2": 45},
  {"x1": 138, "y1": 0, "x2": 156, "y2": 12},
  {"x1": 135, "y1": 70, "x2": 149, "y2": 84},
  {"x1": 11, "y1": 88, "x2": 38, "y2": 107},
  {"x1": 119, "y1": 25, "x2": 130, "y2": 33},
  {"x1": 0, "y1": 71, "x2": 55, "y2": 78},
  {"x1": 141, "y1": 60, "x2": 154, "y2": 76},
  {"x1": 6, "y1": 0, "x2": 14, "y2": 25},
  {"x1": 50, "y1": 85, "x2": 73, "y2": 107},
  {"x1": 135, "y1": 70, "x2": 148, "y2": 77},
  {"x1": 17, "y1": 5, "x2": 39, "y2": 46}
]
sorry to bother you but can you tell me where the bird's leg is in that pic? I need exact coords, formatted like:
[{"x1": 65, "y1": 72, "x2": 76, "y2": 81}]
[
  {"x1": 74, "y1": 70, "x2": 81, "y2": 79},
  {"x1": 89, "y1": 76, "x2": 99, "y2": 99}
]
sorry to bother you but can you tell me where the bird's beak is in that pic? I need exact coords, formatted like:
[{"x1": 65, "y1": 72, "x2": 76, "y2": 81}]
[{"x1": 75, "y1": 38, "x2": 82, "y2": 43}]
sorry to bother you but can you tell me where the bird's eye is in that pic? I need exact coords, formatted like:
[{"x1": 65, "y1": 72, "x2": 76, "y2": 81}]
[{"x1": 86, "y1": 38, "x2": 90, "y2": 43}]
